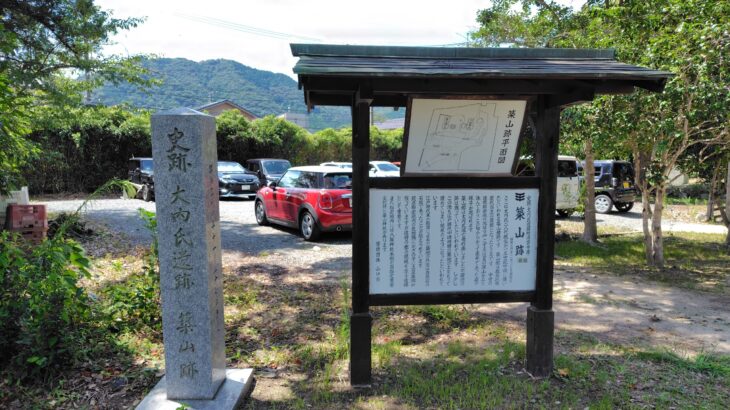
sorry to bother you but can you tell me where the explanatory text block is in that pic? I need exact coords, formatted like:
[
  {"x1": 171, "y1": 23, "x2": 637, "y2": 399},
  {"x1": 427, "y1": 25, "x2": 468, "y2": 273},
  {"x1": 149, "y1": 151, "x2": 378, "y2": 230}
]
[{"x1": 369, "y1": 189, "x2": 538, "y2": 295}]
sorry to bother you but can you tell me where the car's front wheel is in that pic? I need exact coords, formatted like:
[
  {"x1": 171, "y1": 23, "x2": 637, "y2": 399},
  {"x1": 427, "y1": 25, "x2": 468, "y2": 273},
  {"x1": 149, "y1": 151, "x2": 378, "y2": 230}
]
[
  {"x1": 595, "y1": 194, "x2": 613, "y2": 214},
  {"x1": 615, "y1": 201, "x2": 634, "y2": 213},
  {"x1": 300, "y1": 211, "x2": 321, "y2": 241},
  {"x1": 141, "y1": 184, "x2": 153, "y2": 202},
  {"x1": 255, "y1": 200, "x2": 269, "y2": 226}
]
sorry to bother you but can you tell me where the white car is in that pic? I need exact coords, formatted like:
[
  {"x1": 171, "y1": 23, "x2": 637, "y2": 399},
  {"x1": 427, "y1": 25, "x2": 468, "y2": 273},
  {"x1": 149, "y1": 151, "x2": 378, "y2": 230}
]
[
  {"x1": 369, "y1": 161, "x2": 400, "y2": 177},
  {"x1": 556, "y1": 155, "x2": 581, "y2": 217},
  {"x1": 320, "y1": 162, "x2": 352, "y2": 169}
]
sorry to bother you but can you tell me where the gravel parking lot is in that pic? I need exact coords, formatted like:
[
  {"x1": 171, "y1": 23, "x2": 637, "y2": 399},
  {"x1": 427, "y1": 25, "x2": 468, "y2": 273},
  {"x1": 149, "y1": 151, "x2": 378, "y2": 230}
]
[
  {"x1": 42, "y1": 197, "x2": 353, "y2": 277},
  {"x1": 42, "y1": 197, "x2": 726, "y2": 250},
  {"x1": 40, "y1": 196, "x2": 726, "y2": 284}
]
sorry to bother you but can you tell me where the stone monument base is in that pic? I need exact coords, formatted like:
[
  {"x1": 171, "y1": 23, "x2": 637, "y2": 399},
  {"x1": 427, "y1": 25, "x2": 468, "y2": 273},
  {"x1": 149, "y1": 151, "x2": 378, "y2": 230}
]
[{"x1": 136, "y1": 368, "x2": 254, "y2": 410}]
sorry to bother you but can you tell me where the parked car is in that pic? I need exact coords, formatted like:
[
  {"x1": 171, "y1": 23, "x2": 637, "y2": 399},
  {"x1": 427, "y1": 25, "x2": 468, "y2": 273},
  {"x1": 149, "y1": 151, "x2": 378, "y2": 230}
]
[
  {"x1": 245, "y1": 158, "x2": 291, "y2": 187},
  {"x1": 128, "y1": 157, "x2": 155, "y2": 201},
  {"x1": 320, "y1": 162, "x2": 353, "y2": 169},
  {"x1": 217, "y1": 161, "x2": 260, "y2": 199},
  {"x1": 556, "y1": 155, "x2": 581, "y2": 217},
  {"x1": 369, "y1": 161, "x2": 400, "y2": 177},
  {"x1": 515, "y1": 156, "x2": 580, "y2": 217},
  {"x1": 593, "y1": 160, "x2": 636, "y2": 213},
  {"x1": 254, "y1": 166, "x2": 352, "y2": 241}
]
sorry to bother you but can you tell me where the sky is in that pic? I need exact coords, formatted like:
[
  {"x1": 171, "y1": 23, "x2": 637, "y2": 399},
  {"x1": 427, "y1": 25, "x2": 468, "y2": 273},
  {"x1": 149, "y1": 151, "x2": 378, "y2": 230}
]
[{"x1": 97, "y1": 0, "x2": 581, "y2": 79}]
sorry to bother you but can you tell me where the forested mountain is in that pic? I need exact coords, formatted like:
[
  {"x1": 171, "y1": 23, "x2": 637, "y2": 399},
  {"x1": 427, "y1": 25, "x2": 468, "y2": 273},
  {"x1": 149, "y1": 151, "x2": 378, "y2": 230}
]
[{"x1": 92, "y1": 58, "x2": 401, "y2": 130}]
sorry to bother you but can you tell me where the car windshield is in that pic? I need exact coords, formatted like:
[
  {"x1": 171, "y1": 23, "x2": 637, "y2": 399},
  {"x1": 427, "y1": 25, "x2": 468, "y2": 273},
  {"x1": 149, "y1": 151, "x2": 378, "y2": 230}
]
[
  {"x1": 140, "y1": 160, "x2": 153, "y2": 172},
  {"x1": 323, "y1": 173, "x2": 353, "y2": 189},
  {"x1": 263, "y1": 160, "x2": 291, "y2": 175},
  {"x1": 375, "y1": 163, "x2": 399, "y2": 172},
  {"x1": 217, "y1": 162, "x2": 245, "y2": 173}
]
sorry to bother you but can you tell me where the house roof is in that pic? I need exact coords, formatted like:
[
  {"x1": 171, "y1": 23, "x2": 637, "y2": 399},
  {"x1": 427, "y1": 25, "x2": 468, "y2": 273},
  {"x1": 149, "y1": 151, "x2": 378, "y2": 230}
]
[
  {"x1": 195, "y1": 99, "x2": 257, "y2": 118},
  {"x1": 290, "y1": 44, "x2": 674, "y2": 108}
]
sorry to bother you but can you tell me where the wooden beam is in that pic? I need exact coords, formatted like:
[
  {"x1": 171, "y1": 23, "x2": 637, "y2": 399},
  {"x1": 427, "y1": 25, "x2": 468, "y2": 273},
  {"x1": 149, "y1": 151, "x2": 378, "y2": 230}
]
[
  {"x1": 546, "y1": 88, "x2": 595, "y2": 108},
  {"x1": 370, "y1": 291, "x2": 534, "y2": 306}
]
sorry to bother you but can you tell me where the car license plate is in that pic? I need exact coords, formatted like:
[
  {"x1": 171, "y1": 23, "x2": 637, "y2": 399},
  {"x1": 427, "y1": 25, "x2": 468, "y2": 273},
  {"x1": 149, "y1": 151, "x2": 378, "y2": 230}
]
[
  {"x1": 240, "y1": 185, "x2": 250, "y2": 191},
  {"x1": 623, "y1": 182, "x2": 630, "y2": 188}
]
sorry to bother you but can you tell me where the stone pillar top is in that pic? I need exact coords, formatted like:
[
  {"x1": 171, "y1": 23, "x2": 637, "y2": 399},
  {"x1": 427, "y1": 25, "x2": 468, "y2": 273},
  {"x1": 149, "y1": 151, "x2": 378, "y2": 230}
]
[{"x1": 153, "y1": 107, "x2": 212, "y2": 117}]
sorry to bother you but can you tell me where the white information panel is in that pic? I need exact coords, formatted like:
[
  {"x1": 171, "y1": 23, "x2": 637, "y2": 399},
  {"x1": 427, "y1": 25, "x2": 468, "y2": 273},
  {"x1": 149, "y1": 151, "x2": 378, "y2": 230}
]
[
  {"x1": 369, "y1": 189, "x2": 538, "y2": 295},
  {"x1": 404, "y1": 99, "x2": 526, "y2": 175}
]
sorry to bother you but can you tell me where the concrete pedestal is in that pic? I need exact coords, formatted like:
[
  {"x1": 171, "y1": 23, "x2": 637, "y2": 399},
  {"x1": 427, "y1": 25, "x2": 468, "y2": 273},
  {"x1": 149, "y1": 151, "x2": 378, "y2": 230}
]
[{"x1": 136, "y1": 368, "x2": 254, "y2": 410}]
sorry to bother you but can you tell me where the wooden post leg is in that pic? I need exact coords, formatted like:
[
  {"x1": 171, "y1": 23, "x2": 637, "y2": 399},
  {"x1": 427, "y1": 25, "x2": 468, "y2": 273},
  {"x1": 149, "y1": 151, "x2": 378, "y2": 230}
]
[
  {"x1": 350, "y1": 85, "x2": 373, "y2": 386},
  {"x1": 527, "y1": 96, "x2": 559, "y2": 377},
  {"x1": 526, "y1": 306, "x2": 554, "y2": 377},
  {"x1": 350, "y1": 312, "x2": 373, "y2": 386}
]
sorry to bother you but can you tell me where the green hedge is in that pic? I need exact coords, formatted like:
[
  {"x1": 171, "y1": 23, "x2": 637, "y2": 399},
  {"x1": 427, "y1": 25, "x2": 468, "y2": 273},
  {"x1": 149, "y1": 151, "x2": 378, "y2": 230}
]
[{"x1": 22, "y1": 107, "x2": 404, "y2": 194}]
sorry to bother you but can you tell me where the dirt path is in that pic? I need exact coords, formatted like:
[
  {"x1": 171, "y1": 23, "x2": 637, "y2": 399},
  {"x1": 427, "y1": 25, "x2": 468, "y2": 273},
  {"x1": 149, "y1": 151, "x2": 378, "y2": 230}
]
[{"x1": 467, "y1": 268, "x2": 730, "y2": 355}]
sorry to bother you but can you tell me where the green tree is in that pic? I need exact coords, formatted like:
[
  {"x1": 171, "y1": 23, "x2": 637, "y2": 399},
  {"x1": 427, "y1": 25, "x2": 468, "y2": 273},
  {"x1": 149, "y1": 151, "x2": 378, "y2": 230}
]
[
  {"x1": 252, "y1": 115, "x2": 309, "y2": 164},
  {"x1": 471, "y1": 0, "x2": 730, "y2": 267},
  {"x1": 0, "y1": 0, "x2": 148, "y2": 193},
  {"x1": 215, "y1": 110, "x2": 256, "y2": 163}
]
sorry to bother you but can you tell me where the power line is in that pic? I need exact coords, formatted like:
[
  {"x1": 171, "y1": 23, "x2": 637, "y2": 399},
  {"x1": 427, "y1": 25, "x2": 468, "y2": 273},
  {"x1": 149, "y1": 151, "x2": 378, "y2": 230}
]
[{"x1": 173, "y1": 12, "x2": 322, "y2": 43}]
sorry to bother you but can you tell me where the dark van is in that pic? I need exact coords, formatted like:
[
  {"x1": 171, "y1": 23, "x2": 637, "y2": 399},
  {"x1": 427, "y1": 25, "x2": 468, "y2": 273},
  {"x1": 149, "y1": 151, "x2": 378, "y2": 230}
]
[
  {"x1": 593, "y1": 160, "x2": 636, "y2": 213},
  {"x1": 245, "y1": 158, "x2": 291, "y2": 187},
  {"x1": 128, "y1": 157, "x2": 155, "y2": 201}
]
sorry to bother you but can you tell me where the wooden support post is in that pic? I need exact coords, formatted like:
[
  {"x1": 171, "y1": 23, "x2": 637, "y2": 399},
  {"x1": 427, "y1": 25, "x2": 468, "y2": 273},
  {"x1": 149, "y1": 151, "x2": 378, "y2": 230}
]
[
  {"x1": 350, "y1": 85, "x2": 373, "y2": 386},
  {"x1": 527, "y1": 95, "x2": 559, "y2": 377}
]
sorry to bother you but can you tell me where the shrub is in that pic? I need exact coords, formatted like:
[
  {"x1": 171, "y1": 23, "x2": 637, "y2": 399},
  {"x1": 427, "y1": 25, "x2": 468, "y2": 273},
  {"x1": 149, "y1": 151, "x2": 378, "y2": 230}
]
[
  {"x1": 101, "y1": 208, "x2": 161, "y2": 334},
  {"x1": 0, "y1": 231, "x2": 93, "y2": 377},
  {"x1": 665, "y1": 183, "x2": 709, "y2": 199}
]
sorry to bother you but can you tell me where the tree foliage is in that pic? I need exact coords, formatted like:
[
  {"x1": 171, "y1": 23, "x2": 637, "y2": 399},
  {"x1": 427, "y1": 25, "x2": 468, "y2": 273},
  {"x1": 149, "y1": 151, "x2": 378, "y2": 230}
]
[
  {"x1": 0, "y1": 0, "x2": 148, "y2": 193},
  {"x1": 470, "y1": 0, "x2": 730, "y2": 267}
]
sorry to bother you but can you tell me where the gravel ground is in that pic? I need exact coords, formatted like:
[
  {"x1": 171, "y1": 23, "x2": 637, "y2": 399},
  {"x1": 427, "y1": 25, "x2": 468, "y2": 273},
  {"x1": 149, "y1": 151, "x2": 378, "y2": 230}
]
[
  {"x1": 40, "y1": 197, "x2": 353, "y2": 270},
  {"x1": 40, "y1": 196, "x2": 726, "y2": 286},
  {"x1": 41, "y1": 198, "x2": 727, "y2": 250},
  {"x1": 558, "y1": 202, "x2": 728, "y2": 234}
]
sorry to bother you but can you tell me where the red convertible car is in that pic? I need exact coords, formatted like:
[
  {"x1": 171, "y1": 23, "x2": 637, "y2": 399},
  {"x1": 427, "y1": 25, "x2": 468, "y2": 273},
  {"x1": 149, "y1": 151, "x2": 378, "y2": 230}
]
[{"x1": 254, "y1": 166, "x2": 352, "y2": 241}]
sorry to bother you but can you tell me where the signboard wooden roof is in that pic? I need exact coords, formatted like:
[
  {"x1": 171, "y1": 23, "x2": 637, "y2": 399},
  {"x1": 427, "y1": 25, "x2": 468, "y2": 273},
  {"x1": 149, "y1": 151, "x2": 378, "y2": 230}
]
[{"x1": 290, "y1": 43, "x2": 673, "y2": 109}]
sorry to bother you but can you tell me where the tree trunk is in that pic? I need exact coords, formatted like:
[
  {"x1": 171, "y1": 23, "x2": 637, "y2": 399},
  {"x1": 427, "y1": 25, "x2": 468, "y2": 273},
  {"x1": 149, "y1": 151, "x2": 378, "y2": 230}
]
[
  {"x1": 582, "y1": 137, "x2": 597, "y2": 243},
  {"x1": 651, "y1": 186, "x2": 665, "y2": 268},
  {"x1": 634, "y1": 150, "x2": 654, "y2": 264},
  {"x1": 707, "y1": 166, "x2": 719, "y2": 222},
  {"x1": 726, "y1": 162, "x2": 730, "y2": 252}
]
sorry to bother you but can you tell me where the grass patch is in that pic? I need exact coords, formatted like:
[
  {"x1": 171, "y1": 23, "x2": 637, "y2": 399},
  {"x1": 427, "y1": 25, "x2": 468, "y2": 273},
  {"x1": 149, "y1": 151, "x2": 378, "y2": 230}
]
[
  {"x1": 665, "y1": 197, "x2": 708, "y2": 206},
  {"x1": 556, "y1": 232, "x2": 730, "y2": 293}
]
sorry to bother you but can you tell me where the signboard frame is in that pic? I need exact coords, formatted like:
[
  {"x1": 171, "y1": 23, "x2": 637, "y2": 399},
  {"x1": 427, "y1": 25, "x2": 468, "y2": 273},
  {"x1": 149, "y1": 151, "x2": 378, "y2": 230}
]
[
  {"x1": 401, "y1": 95, "x2": 533, "y2": 177},
  {"x1": 367, "y1": 176, "x2": 540, "y2": 306}
]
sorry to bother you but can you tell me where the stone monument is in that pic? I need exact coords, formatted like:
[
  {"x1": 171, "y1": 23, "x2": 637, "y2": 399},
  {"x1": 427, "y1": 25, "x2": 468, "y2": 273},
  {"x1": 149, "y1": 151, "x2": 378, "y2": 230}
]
[{"x1": 137, "y1": 108, "x2": 253, "y2": 409}]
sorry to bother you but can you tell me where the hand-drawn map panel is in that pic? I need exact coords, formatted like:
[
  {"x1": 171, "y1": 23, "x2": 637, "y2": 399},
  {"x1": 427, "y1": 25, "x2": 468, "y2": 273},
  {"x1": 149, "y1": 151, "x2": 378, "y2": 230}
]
[
  {"x1": 369, "y1": 189, "x2": 538, "y2": 295},
  {"x1": 404, "y1": 99, "x2": 527, "y2": 175}
]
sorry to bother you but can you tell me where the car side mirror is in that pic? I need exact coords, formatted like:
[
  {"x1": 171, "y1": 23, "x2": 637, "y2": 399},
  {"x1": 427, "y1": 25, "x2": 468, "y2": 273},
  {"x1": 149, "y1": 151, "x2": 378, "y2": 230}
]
[
  {"x1": 268, "y1": 181, "x2": 277, "y2": 188},
  {"x1": 611, "y1": 177, "x2": 618, "y2": 186}
]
